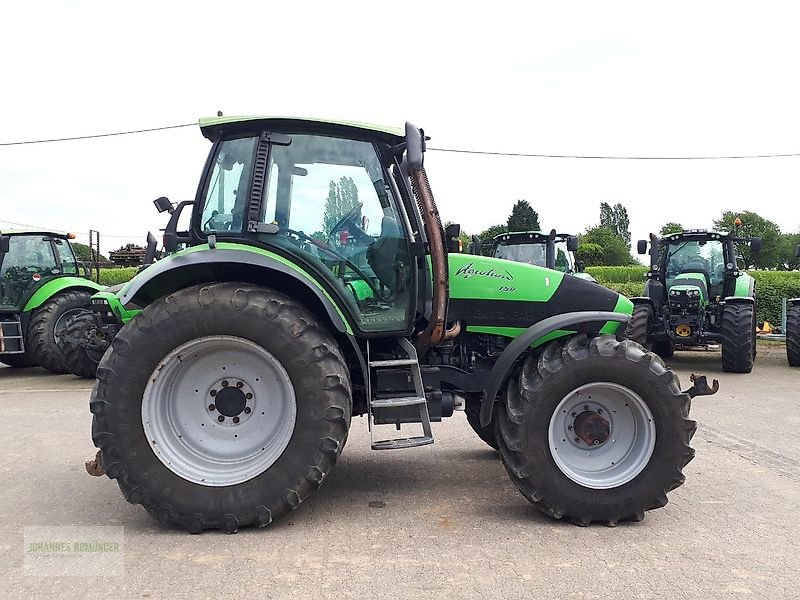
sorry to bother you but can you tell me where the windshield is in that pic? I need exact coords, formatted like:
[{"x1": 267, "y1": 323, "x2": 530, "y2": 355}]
[
  {"x1": 0, "y1": 235, "x2": 60, "y2": 308},
  {"x1": 665, "y1": 239, "x2": 726, "y2": 292},
  {"x1": 492, "y1": 240, "x2": 575, "y2": 272}
]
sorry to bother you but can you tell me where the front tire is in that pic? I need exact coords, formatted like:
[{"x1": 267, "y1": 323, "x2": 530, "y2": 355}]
[
  {"x1": 57, "y1": 310, "x2": 106, "y2": 378},
  {"x1": 787, "y1": 302, "x2": 800, "y2": 367},
  {"x1": 496, "y1": 335, "x2": 695, "y2": 526},
  {"x1": 465, "y1": 401, "x2": 498, "y2": 451},
  {"x1": 90, "y1": 282, "x2": 352, "y2": 533},
  {"x1": 720, "y1": 303, "x2": 755, "y2": 373},
  {"x1": 27, "y1": 290, "x2": 93, "y2": 374},
  {"x1": 623, "y1": 305, "x2": 652, "y2": 348}
]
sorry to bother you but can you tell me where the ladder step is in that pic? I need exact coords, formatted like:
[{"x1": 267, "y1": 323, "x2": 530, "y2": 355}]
[
  {"x1": 368, "y1": 359, "x2": 418, "y2": 367},
  {"x1": 371, "y1": 436, "x2": 434, "y2": 450},
  {"x1": 370, "y1": 396, "x2": 426, "y2": 408}
]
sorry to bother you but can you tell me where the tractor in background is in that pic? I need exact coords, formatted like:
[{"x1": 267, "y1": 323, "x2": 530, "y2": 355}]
[{"x1": 626, "y1": 228, "x2": 761, "y2": 373}]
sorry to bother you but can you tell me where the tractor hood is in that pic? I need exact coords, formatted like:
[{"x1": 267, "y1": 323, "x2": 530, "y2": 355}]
[{"x1": 446, "y1": 253, "x2": 631, "y2": 332}]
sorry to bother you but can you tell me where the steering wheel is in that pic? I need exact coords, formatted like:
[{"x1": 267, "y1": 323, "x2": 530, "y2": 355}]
[
  {"x1": 327, "y1": 203, "x2": 365, "y2": 239},
  {"x1": 283, "y1": 229, "x2": 386, "y2": 301}
]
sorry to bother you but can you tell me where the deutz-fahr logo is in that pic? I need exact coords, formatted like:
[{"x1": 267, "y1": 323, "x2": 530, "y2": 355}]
[{"x1": 455, "y1": 262, "x2": 514, "y2": 281}]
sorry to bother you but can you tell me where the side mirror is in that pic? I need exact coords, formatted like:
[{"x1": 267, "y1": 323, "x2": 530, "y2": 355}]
[
  {"x1": 566, "y1": 235, "x2": 579, "y2": 252},
  {"x1": 469, "y1": 235, "x2": 482, "y2": 256},
  {"x1": 154, "y1": 196, "x2": 174, "y2": 214},
  {"x1": 163, "y1": 200, "x2": 194, "y2": 253},
  {"x1": 576, "y1": 260, "x2": 586, "y2": 272},
  {"x1": 637, "y1": 240, "x2": 648, "y2": 255},
  {"x1": 404, "y1": 122, "x2": 425, "y2": 171},
  {"x1": 750, "y1": 237, "x2": 763, "y2": 254},
  {"x1": 142, "y1": 232, "x2": 158, "y2": 267},
  {"x1": 0, "y1": 234, "x2": 9, "y2": 255},
  {"x1": 444, "y1": 223, "x2": 461, "y2": 239}
]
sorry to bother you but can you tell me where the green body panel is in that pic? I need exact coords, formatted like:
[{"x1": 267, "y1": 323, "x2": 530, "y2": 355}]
[
  {"x1": 92, "y1": 290, "x2": 141, "y2": 324},
  {"x1": 447, "y1": 253, "x2": 564, "y2": 302},
  {"x1": 22, "y1": 277, "x2": 103, "y2": 312},
  {"x1": 734, "y1": 272, "x2": 755, "y2": 297},
  {"x1": 118, "y1": 242, "x2": 354, "y2": 335},
  {"x1": 671, "y1": 273, "x2": 708, "y2": 305},
  {"x1": 466, "y1": 293, "x2": 632, "y2": 346}
]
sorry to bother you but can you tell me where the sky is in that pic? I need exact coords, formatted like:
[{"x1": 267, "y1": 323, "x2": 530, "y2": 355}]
[{"x1": 2, "y1": 1, "x2": 800, "y2": 257}]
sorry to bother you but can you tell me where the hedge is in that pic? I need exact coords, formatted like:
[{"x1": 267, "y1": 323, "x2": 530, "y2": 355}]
[
  {"x1": 97, "y1": 267, "x2": 138, "y2": 286},
  {"x1": 586, "y1": 266, "x2": 647, "y2": 284}
]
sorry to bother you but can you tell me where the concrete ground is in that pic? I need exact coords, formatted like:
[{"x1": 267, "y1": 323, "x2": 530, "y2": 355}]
[{"x1": 0, "y1": 344, "x2": 798, "y2": 599}]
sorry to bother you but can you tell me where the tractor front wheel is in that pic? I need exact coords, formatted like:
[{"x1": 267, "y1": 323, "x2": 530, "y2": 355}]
[
  {"x1": 90, "y1": 282, "x2": 352, "y2": 533},
  {"x1": 58, "y1": 310, "x2": 106, "y2": 378},
  {"x1": 787, "y1": 302, "x2": 800, "y2": 367},
  {"x1": 496, "y1": 334, "x2": 695, "y2": 526},
  {"x1": 465, "y1": 400, "x2": 498, "y2": 451},
  {"x1": 720, "y1": 303, "x2": 755, "y2": 373},
  {"x1": 623, "y1": 304, "x2": 652, "y2": 349},
  {"x1": 27, "y1": 290, "x2": 93, "y2": 374}
]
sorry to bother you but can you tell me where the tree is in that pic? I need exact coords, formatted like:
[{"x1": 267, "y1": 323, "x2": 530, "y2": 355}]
[
  {"x1": 599, "y1": 202, "x2": 631, "y2": 246},
  {"x1": 71, "y1": 242, "x2": 107, "y2": 263},
  {"x1": 580, "y1": 226, "x2": 635, "y2": 266},
  {"x1": 478, "y1": 224, "x2": 509, "y2": 246},
  {"x1": 575, "y1": 242, "x2": 604, "y2": 267},
  {"x1": 712, "y1": 210, "x2": 782, "y2": 269},
  {"x1": 323, "y1": 176, "x2": 360, "y2": 235},
  {"x1": 659, "y1": 222, "x2": 684, "y2": 236},
  {"x1": 506, "y1": 200, "x2": 540, "y2": 232},
  {"x1": 777, "y1": 233, "x2": 800, "y2": 271}
]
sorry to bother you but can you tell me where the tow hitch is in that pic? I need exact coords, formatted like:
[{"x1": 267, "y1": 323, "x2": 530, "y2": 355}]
[{"x1": 683, "y1": 374, "x2": 720, "y2": 398}]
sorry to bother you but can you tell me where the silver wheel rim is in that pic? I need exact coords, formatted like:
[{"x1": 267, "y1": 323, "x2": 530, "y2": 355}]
[
  {"x1": 53, "y1": 308, "x2": 87, "y2": 345},
  {"x1": 548, "y1": 382, "x2": 656, "y2": 489},
  {"x1": 142, "y1": 335, "x2": 296, "y2": 486}
]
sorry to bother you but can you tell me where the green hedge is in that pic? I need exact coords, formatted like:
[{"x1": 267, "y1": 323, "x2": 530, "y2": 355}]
[
  {"x1": 586, "y1": 266, "x2": 647, "y2": 283},
  {"x1": 98, "y1": 267, "x2": 138, "y2": 286}
]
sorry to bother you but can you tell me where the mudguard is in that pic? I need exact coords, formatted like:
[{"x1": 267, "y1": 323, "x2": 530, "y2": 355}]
[
  {"x1": 22, "y1": 277, "x2": 103, "y2": 312},
  {"x1": 724, "y1": 296, "x2": 755, "y2": 305},
  {"x1": 117, "y1": 244, "x2": 354, "y2": 334},
  {"x1": 479, "y1": 311, "x2": 631, "y2": 426}
]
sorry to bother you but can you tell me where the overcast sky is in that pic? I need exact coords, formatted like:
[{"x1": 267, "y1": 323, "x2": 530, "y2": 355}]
[{"x1": 2, "y1": 1, "x2": 799, "y2": 256}]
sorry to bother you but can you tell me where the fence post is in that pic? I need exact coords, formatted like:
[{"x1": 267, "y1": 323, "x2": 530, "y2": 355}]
[{"x1": 782, "y1": 298, "x2": 788, "y2": 334}]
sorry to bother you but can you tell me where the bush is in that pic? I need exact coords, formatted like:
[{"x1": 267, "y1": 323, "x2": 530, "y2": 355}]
[
  {"x1": 586, "y1": 266, "x2": 647, "y2": 284},
  {"x1": 602, "y1": 282, "x2": 645, "y2": 298},
  {"x1": 750, "y1": 271, "x2": 800, "y2": 325},
  {"x1": 98, "y1": 267, "x2": 138, "y2": 286}
]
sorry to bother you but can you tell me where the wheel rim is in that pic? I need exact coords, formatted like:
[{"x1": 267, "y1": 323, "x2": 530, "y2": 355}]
[
  {"x1": 53, "y1": 308, "x2": 87, "y2": 345},
  {"x1": 548, "y1": 382, "x2": 656, "y2": 489},
  {"x1": 142, "y1": 335, "x2": 297, "y2": 486}
]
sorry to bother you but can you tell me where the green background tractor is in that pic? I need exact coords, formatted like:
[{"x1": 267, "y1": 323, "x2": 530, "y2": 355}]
[
  {"x1": 477, "y1": 229, "x2": 597, "y2": 282},
  {"x1": 627, "y1": 229, "x2": 761, "y2": 373},
  {"x1": 87, "y1": 116, "x2": 705, "y2": 533},
  {"x1": 0, "y1": 230, "x2": 102, "y2": 372}
]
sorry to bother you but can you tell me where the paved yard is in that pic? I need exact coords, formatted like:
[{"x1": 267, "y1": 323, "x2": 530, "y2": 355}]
[{"x1": 0, "y1": 345, "x2": 798, "y2": 599}]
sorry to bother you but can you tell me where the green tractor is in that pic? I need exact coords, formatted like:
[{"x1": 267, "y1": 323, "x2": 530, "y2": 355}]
[
  {"x1": 627, "y1": 229, "x2": 762, "y2": 373},
  {"x1": 476, "y1": 230, "x2": 596, "y2": 282},
  {"x1": 87, "y1": 116, "x2": 713, "y2": 533},
  {"x1": 0, "y1": 230, "x2": 102, "y2": 372},
  {"x1": 787, "y1": 245, "x2": 800, "y2": 367}
]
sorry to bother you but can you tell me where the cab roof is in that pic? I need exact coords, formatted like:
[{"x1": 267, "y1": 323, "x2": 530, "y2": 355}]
[
  {"x1": 198, "y1": 115, "x2": 406, "y2": 142},
  {"x1": 1, "y1": 229, "x2": 71, "y2": 238},
  {"x1": 493, "y1": 231, "x2": 575, "y2": 243},
  {"x1": 662, "y1": 229, "x2": 730, "y2": 241}
]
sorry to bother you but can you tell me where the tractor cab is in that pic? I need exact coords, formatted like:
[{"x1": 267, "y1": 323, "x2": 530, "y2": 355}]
[{"x1": 487, "y1": 230, "x2": 594, "y2": 280}]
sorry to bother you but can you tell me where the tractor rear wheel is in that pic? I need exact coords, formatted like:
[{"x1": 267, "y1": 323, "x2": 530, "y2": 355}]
[
  {"x1": 720, "y1": 303, "x2": 755, "y2": 373},
  {"x1": 652, "y1": 340, "x2": 674, "y2": 358},
  {"x1": 787, "y1": 302, "x2": 800, "y2": 367},
  {"x1": 465, "y1": 400, "x2": 498, "y2": 451},
  {"x1": 496, "y1": 334, "x2": 695, "y2": 526},
  {"x1": 27, "y1": 290, "x2": 93, "y2": 374},
  {"x1": 0, "y1": 352, "x2": 37, "y2": 368},
  {"x1": 90, "y1": 282, "x2": 352, "y2": 533},
  {"x1": 623, "y1": 305, "x2": 652, "y2": 348}
]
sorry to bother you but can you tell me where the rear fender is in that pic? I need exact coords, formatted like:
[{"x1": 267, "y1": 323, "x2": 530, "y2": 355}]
[
  {"x1": 479, "y1": 311, "x2": 631, "y2": 426},
  {"x1": 22, "y1": 277, "x2": 103, "y2": 312}
]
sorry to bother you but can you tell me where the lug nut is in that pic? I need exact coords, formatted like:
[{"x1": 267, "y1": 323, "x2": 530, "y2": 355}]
[
  {"x1": 210, "y1": 390, "x2": 217, "y2": 397},
  {"x1": 244, "y1": 407, "x2": 251, "y2": 414},
  {"x1": 245, "y1": 393, "x2": 253, "y2": 400},
  {"x1": 218, "y1": 415, "x2": 225, "y2": 422},
  {"x1": 222, "y1": 380, "x2": 229, "y2": 387},
  {"x1": 567, "y1": 425, "x2": 573, "y2": 431},
  {"x1": 575, "y1": 437, "x2": 580, "y2": 443},
  {"x1": 571, "y1": 412, "x2": 577, "y2": 417},
  {"x1": 233, "y1": 416, "x2": 240, "y2": 424},
  {"x1": 593, "y1": 440, "x2": 601, "y2": 446},
  {"x1": 597, "y1": 408, "x2": 603, "y2": 414},
  {"x1": 584, "y1": 405, "x2": 589, "y2": 410},
  {"x1": 236, "y1": 381, "x2": 243, "y2": 388},
  {"x1": 208, "y1": 404, "x2": 216, "y2": 411}
]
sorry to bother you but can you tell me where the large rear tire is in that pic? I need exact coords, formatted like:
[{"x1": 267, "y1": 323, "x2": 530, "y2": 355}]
[
  {"x1": 652, "y1": 340, "x2": 674, "y2": 358},
  {"x1": 27, "y1": 290, "x2": 93, "y2": 374},
  {"x1": 0, "y1": 353, "x2": 37, "y2": 368},
  {"x1": 496, "y1": 335, "x2": 695, "y2": 526},
  {"x1": 787, "y1": 302, "x2": 800, "y2": 367},
  {"x1": 720, "y1": 303, "x2": 755, "y2": 373},
  {"x1": 465, "y1": 401, "x2": 498, "y2": 451},
  {"x1": 90, "y1": 282, "x2": 352, "y2": 533}
]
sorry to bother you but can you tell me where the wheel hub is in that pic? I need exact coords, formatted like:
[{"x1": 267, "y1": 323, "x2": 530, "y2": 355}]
[{"x1": 573, "y1": 410, "x2": 610, "y2": 446}]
